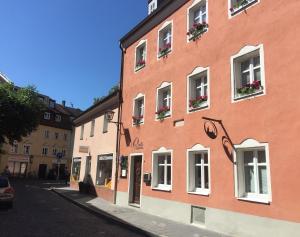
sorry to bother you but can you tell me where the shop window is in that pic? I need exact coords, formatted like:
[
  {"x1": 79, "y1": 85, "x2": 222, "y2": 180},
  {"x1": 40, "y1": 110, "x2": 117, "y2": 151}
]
[{"x1": 96, "y1": 155, "x2": 113, "y2": 189}]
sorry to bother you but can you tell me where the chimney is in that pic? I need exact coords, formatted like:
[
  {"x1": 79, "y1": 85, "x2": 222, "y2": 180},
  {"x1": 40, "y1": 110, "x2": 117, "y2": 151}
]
[{"x1": 62, "y1": 100, "x2": 66, "y2": 107}]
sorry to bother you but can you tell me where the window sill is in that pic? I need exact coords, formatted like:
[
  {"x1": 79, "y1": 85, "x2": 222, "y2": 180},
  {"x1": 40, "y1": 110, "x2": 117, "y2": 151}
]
[
  {"x1": 234, "y1": 89, "x2": 264, "y2": 101},
  {"x1": 188, "y1": 190, "x2": 210, "y2": 196},
  {"x1": 135, "y1": 64, "x2": 146, "y2": 72},
  {"x1": 237, "y1": 196, "x2": 270, "y2": 204},
  {"x1": 230, "y1": 0, "x2": 258, "y2": 16},
  {"x1": 158, "y1": 49, "x2": 171, "y2": 59},
  {"x1": 152, "y1": 186, "x2": 172, "y2": 192},
  {"x1": 189, "y1": 104, "x2": 209, "y2": 113},
  {"x1": 155, "y1": 114, "x2": 171, "y2": 121},
  {"x1": 188, "y1": 28, "x2": 208, "y2": 42},
  {"x1": 133, "y1": 120, "x2": 144, "y2": 126}
]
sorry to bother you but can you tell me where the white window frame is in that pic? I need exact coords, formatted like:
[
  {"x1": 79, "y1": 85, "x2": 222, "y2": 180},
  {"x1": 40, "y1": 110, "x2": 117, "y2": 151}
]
[
  {"x1": 90, "y1": 119, "x2": 95, "y2": 137},
  {"x1": 23, "y1": 144, "x2": 31, "y2": 155},
  {"x1": 44, "y1": 130, "x2": 49, "y2": 139},
  {"x1": 55, "y1": 114, "x2": 61, "y2": 122},
  {"x1": 157, "y1": 21, "x2": 173, "y2": 59},
  {"x1": 42, "y1": 147, "x2": 49, "y2": 156},
  {"x1": 152, "y1": 147, "x2": 173, "y2": 191},
  {"x1": 234, "y1": 139, "x2": 272, "y2": 204},
  {"x1": 44, "y1": 112, "x2": 51, "y2": 120},
  {"x1": 228, "y1": 0, "x2": 259, "y2": 18},
  {"x1": 132, "y1": 93, "x2": 145, "y2": 126},
  {"x1": 186, "y1": 0, "x2": 208, "y2": 42},
  {"x1": 80, "y1": 125, "x2": 84, "y2": 140},
  {"x1": 231, "y1": 44, "x2": 266, "y2": 103},
  {"x1": 134, "y1": 40, "x2": 147, "y2": 72},
  {"x1": 53, "y1": 147, "x2": 57, "y2": 156},
  {"x1": 54, "y1": 132, "x2": 59, "y2": 140},
  {"x1": 187, "y1": 66, "x2": 210, "y2": 113},
  {"x1": 187, "y1": 144, "x2": 211, "y2": 196},
  {"x1": 148, "y1": 0, "x2": 157, "y2": 14},
  {"x1": 156, "y1": 82, "x2": 172, "y2": 120},
  {"x1": 11, "y1": 141, "x2": 18, "y2": 153}
]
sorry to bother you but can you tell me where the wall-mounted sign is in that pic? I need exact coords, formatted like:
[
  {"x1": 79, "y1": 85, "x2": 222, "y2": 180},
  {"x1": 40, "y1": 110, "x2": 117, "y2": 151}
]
[
  {"x1": 98, "y1": 154, "x2": 113, "y2": 161},
  {"x1": 79, "y1": 146, "x2": 89, "y2": 153},
  {"x1": 73, "y1": 157, "x2": 81, "y2": 162},
  {"x1": 120, "y1": 156, "x2": 128, "y2": 178},
  {"x1": 132, "y1": 138, "x2": 143, "y2": 150}
]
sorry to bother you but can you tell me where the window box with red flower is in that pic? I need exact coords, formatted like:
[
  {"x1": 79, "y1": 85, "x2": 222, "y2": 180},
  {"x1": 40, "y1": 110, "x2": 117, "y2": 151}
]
[
  {"x1": 230, "y1": 0, "x2": 258, "y2": 16},
  {"x1": 156, "y1": 106, "x2": 170, "y2": 120},
  {"x1": 132, "y1": 115, "x2": 144, "y2": 125},
  {"x1": 189, "y1": 96, "x2": 208, "y2": 111},
  {"x1": 135, "y1": 59, "x2": 146, "y2": 71},
  {"x1": 187, "y1": 22, "x2": 208, "y2": 41},
  {"x1": 237, "y1": 80, "x2": 263, "y2": 97},
  {"x1": 158, "y1": 43, "x2": 171, "y2": 58}
]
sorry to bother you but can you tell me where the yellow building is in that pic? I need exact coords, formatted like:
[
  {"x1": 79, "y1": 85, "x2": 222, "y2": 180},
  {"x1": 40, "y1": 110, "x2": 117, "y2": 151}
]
[{"x1": 0, "y1": 78, "x2": 81, "y2": 178}]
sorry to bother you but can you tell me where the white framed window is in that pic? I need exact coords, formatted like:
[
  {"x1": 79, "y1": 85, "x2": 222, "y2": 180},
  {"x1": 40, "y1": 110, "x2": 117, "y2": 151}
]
[
  {"x1": 11, "y1": 141, "x2": 18, "y2": 153},
  {"x1": 229, "y1": 0, "x2": 258, "y2": 17},
  {"x1": 54, "y1": 132, "x2": 59, "y2": 140},
  {"x1": 148, "y1": 0, "x2": 157, "y2": 15},
  {"x1": 90, "y1": 119, "x2": 95, "y2": 137},
  {"x1": 132, "y1": 94, "x2": 145, "y2": 125},
  {"x1": 23, "y1": 144, "x2": 31, "y2": 155},
  {"x1": 62, "y1": 149, "x2": 66, "y2": 157},
  {"x1": 44, "y1": 112, "x2": 51, "y2": 120},
  {"x1": 152, "y1": 148, "x2": 172, "y2": 191},
  {"x1": 231, "y1": 45, "x2": 265, "y2": 102},
  {"x1": 53, "y1": 147, "x2": 57, "y2": 156},
  {"x1": 187, "y1": 0, "x2": 208, "y2": 41},
  {"x1": 158, "y1": 22, "x2": 173, "y2": 58},
  {"x1": 187, "y1": 144, "x2": 210, "y2": 196},
  {"x1": 44, "y1": 130, "x2": 50, "y2": 139},
  {"x1": 187, "y1": 67, "x2": 210, "y2": 112},
  {"x1": 96, "y1": 154, "x2": 113, "y2": 187},
  {"x1": 156, "y1": 82, "x2": 172, "y2": 120},
  {"x1": 55, "y1": 114, "x2": 61, "y2": 122},
  {"x1": 135, "y1": 41, "x2": 147, "y2": 72},
  {"x1": 42, "y1": 147, "x2": 49, "y2": 156},
  {"x1": 80, "y1": 125, "x2": 84, "y2": 140},
  {"x1": 49, "y1": 100, "x2": 55, "y2": 108},
  {"x1": 234, "y1": 139, "x2": 272, "y2": 203}
]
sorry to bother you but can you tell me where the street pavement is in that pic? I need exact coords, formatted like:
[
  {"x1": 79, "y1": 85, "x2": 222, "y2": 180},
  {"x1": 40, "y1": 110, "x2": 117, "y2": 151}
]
[{"x1": 0, "y1": 180, "x2": 147, "y2": 237}]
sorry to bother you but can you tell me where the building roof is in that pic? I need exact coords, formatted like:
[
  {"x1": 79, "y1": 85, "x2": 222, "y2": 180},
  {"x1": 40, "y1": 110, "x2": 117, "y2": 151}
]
[
  {"x1": 0, "y1": 72, "x2": 11, "y2": 83},
  {"x1": 73, "y1": 90, "x2": 119, "y2": 126},
  {"x1": 120, "y1": 0, "x2": 187, "y2": 48}
]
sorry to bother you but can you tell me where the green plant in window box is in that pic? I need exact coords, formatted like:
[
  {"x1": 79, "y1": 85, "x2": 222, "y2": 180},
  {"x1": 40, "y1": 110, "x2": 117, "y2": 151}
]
[
  {"x1": 156, "y1": 106, "x2": 170, "y2": 120},
  {"x1": 187, "y1": 22, "x2": 209, "y2": 41},
  {"x1": 158, "y1": 43, "x2": 171, "y2": 58},
  {"x1": 230, "y1": 0, "x2": 250, "y2": 12},
  {"x1": 189, "y1": 95, "x2": 208, "y2": 109},
  {"x1": 132, "y1": 115, "x2": 143, "y2": 125},
  {"x1": 237, "y1": 80, "x2": 263, "y2": 96}
]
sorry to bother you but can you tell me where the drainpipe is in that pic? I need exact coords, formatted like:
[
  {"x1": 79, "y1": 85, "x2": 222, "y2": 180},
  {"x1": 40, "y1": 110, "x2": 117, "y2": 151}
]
[{"x1": 113, "y1": 42, "x2": 125, "y2": 204}]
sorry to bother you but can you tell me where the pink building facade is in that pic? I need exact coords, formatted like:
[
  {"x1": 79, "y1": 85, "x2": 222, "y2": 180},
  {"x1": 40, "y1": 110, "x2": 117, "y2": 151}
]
[{"x1": 116, "y1": 0, "x2": 300, "y2": 236}]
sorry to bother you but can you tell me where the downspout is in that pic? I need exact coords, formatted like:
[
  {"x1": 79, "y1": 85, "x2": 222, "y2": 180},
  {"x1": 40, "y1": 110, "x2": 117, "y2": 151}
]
[{"x1": 113, "y1": 42, "x2": 125, "y2": 204}]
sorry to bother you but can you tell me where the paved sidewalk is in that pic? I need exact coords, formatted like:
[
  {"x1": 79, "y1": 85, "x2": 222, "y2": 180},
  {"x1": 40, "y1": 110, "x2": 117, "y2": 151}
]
[{"x1": 52, "y1": 187, "x2": 230, "y2": 237}]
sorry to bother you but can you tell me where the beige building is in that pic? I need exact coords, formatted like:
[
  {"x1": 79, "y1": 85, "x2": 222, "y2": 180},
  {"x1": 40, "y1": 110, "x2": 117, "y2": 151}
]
[
  {"x1": 0, "y1": 76, "x2": 81, "y2": 178},
  {"x1": 70, "y1": 91, "x2": 119, "y2": 203}
]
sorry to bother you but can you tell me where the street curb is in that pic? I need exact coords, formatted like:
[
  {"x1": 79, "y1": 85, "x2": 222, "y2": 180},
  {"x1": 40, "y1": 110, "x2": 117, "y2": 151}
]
[{"x1": 51, "y1": 188, "x2": 158, "y2": 237}]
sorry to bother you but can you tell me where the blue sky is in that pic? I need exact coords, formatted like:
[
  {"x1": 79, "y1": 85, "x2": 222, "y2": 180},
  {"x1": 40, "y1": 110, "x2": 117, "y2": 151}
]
[{"x1": 0, "y1": 0, "x2": 147, "y2": 110}]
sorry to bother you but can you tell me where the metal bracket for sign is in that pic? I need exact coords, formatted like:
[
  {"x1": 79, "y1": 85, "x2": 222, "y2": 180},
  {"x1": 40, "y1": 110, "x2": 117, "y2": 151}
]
[{"x1": 202, "y1": 116, "x2": 236, "y2": 151}]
